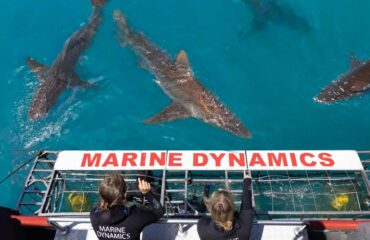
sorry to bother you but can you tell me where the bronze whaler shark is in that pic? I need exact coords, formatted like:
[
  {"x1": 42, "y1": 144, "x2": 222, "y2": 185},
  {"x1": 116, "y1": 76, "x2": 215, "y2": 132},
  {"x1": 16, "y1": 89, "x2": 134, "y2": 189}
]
[
  {"x1": 26, "y1": 0, "x2": 107, "y2": 120},
  {"x1": 113, "y1": 10, "x2": 251, "y2": 138},
  {"x1": 315, "y1": 54, "x2": 370, "y2": 103},
  {"x1": 239, "y1": 0, "x2": 311, "y2": 40}
]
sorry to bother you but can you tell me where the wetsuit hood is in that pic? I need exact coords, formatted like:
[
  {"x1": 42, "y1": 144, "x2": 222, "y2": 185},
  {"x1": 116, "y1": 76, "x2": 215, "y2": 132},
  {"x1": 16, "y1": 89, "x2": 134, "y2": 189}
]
[{"x1": 91, "y1": 205, "x2": 134, "y2": 225}]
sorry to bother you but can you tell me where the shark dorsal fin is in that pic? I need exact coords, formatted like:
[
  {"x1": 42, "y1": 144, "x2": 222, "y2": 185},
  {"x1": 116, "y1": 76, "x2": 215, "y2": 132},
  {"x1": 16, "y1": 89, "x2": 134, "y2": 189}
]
[
  {"x1": 349, "y1": 53, "x2": 366, "y2": 69},
  {"x1": 176, "y1": 50, "x2": 191, "y2": 70},
  {"x1": 144, "y1": 101, "x2": 191, "y2": 124}
]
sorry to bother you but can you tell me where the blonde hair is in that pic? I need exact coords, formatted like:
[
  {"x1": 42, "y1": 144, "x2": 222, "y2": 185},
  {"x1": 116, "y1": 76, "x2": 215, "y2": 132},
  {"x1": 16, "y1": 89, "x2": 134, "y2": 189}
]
[
  {"x1": 204, "y1": 190, "x2": 235, "y2": 231},
  {"x1": 98, "y1": 174, "x2": 127, "y2": 211}
]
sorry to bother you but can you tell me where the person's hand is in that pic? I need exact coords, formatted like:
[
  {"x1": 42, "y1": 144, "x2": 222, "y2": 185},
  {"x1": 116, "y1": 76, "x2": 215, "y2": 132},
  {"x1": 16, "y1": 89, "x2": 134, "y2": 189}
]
[
  {"x1": 244, "y1": 170, "x2": 252, "y2": 179},
  {"x1": 138, "y1": 178, "x2": 151, "y2": 195}
]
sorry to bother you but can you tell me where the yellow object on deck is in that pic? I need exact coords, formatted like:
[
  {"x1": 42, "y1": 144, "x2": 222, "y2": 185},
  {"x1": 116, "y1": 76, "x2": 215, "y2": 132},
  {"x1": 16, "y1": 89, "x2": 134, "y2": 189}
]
[
  {"x1": 331, "y1": 194, "x2": 349, "y2": 210},
  {"x1": 68, "y1": 192, "x2": 91, "y2": 212}
]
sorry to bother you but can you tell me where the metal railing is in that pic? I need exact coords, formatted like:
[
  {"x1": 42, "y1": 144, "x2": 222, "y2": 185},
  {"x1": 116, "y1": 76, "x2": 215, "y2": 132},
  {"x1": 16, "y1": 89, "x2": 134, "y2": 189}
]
[{"x1": 16, "y1": 151, "x2": 58, "y2": 215}]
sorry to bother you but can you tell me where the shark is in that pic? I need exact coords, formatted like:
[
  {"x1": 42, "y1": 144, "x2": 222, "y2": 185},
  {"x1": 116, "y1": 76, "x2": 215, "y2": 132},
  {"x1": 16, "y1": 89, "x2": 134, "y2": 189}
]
[
  {"x1": 239, "y1": 0, "x2": 311, "y2": 40},
  {"x1": 26, "y1": 0, "x2": 106, "y2": 120},
  {"x1": 113, "y1": 10, "x2": 251, "y2": 138},
  {"x1": 315, "y1": 54, "x2": 370, "y2": 103}
]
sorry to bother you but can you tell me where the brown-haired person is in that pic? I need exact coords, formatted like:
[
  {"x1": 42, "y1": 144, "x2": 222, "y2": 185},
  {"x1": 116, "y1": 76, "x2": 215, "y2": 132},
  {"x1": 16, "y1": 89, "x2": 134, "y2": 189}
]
[
  {"x1": 90, "y1": 174, "x2": 164, "y2": 240},
  {"x1": 197, "y1": 172, "x2": 253, "y2": 240}
]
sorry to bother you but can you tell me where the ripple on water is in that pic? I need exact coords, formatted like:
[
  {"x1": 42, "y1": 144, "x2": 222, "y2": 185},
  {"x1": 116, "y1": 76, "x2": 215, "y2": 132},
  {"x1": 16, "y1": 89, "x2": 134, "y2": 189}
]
[{"x1": 12, "y1": 70, "x2": 84, "y2": 149}]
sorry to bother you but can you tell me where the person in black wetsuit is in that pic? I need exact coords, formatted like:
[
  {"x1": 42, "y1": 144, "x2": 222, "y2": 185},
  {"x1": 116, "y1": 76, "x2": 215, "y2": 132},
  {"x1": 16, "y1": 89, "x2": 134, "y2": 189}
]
[
  {"x1": 197, "y1": 172, "x2": 253, "y2": 240},
  {"x1": 90, "y1": 174, "x2": 164, "y2": 240}
]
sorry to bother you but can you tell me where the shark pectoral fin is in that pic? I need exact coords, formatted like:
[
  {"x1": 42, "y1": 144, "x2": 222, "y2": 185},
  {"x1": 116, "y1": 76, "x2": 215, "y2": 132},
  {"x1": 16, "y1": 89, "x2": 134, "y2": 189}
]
[
  {"x1": 68, "y1": 72, "x2": 96, "y2": 88},
  {"x1": 176, "y1": 50, "x2": 192, "y2": 72},
  {"x1": 26, "y1": 57, "x2": 49, "y2": 80},
  {"x1": 238, "y1": 17, "x2": 266, "y2": 41},
  {"x1": 349, "y1": 53, "x2": 366, "y2": 69},
  {"x1": 144, "y1": 102, "x2": 191, "y2": 124},
  {"x1": 350, "y1": 82, "x2": 370, "y2": 92}
]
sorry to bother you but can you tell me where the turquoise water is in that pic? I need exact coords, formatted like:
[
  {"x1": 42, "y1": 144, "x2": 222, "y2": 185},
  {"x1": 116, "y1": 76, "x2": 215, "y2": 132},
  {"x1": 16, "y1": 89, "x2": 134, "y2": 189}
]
[{"x1": 1, "y1": 0, "x2": 370, "y2": 209}]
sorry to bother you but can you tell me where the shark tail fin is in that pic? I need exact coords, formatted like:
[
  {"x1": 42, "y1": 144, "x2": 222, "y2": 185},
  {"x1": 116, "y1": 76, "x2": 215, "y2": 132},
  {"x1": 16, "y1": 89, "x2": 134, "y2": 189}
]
[
  {"x1": 91, "y1": 0, "x2": 107, "y2": 8},
  {"x1": 144, "y1": 101, "x2": 191, "y2": 124},
  {"x1": 26, "y1": 57, "x2": 50, "y2": 80},
  {"x1": 113, "y1": 9, "x2": 131, "y2": 47}
]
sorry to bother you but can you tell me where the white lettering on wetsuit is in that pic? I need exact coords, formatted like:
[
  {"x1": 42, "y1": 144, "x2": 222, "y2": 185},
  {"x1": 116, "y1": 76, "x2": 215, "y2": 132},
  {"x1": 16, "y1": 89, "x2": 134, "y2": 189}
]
[{"x1": 97, "y1": 226, "x2": 131, "y2": 239}]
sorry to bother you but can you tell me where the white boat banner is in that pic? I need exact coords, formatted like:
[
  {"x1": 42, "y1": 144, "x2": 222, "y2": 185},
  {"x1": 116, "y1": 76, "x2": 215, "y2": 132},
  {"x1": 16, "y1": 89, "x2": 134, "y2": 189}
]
[{"x1": 54, "y1": 150, "x2": 363, "y2": 171}]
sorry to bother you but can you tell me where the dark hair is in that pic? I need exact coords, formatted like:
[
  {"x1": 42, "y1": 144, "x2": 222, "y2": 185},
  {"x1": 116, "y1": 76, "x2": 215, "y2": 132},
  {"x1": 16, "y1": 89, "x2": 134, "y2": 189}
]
[
  {"x1": 98, "y1": 174, "x2": 127, "y2": 211},
  {"x1": 204, "y1": 190, "x2": 235, "y2": 231}
]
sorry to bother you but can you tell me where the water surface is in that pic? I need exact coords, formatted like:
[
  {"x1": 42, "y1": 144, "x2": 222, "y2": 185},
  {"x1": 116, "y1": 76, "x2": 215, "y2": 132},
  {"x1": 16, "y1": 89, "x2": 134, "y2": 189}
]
[{"x1": 1, "y1": 0, "x2": 370, "y2": 208}]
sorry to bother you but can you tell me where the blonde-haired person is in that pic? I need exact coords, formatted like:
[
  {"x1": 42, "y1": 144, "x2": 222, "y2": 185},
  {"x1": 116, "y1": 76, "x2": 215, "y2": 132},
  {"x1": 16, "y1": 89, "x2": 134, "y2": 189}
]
[
  {"x1": 90, "y1": 174, "x2": 164, "y2": 240},
  {"x1": 197, "y1": 171, "x2": 253, "y2": 240}
]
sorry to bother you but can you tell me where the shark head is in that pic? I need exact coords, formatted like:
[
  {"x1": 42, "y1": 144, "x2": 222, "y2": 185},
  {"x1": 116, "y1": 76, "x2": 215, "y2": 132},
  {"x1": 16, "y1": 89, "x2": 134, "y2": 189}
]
[
  {"x1": 314, "y1": 81, "x2": 342, "y2": 103},
  {"x1": 315, "y1": 79, "x2": 360, "y2": 103},
  {"x1": 28, "y1": 82, "x2": 52, "y2": 120},
  {"x1": 27, "y1": 73, "x2": 66, "y2": 120},
  {"x1": 198, "y1": 91, "x2": 252, "y2": 138},
  {"x1": 171, "y1": 51, "x2": 252, "y2": 139},
  {"x1": 216, "y1": 116, "x2": 252, "y2": 139},
  {"x1": 28, "y1": 110, "x2": 45, "y2": 120},
  {"x1": 28, "y1": 96, "x2": 48, "y2": 120},
  {"x1": 315, "y1": 80, "x2": 369, "y2": 103}
]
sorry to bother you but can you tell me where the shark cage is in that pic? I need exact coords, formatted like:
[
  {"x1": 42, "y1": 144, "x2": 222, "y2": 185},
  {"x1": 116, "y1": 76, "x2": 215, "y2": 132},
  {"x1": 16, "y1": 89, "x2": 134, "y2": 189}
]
[{"x1": 14, "y1": 150, "x2": 370, "y2": 239}]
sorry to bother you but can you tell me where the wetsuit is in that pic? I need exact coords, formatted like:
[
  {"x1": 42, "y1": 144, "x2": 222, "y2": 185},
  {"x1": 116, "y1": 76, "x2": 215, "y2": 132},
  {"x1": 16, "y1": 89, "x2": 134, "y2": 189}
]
[
  {"x1": 197, "y1": 178, "x2": 253, "y2": 240},
  {"x1": 90, "y1": 190, "x2": 164, "y2": 240}
]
